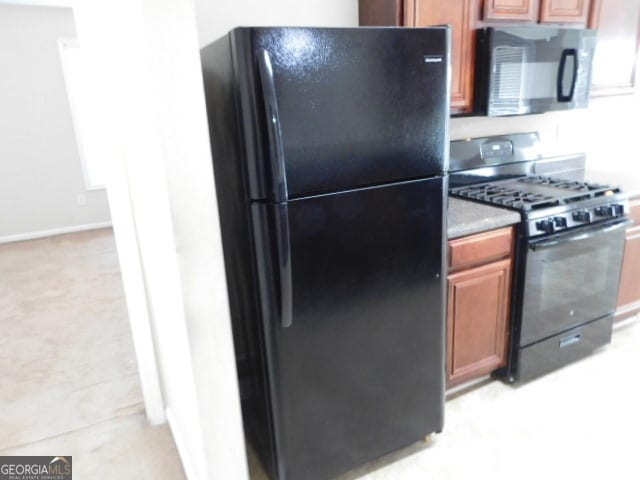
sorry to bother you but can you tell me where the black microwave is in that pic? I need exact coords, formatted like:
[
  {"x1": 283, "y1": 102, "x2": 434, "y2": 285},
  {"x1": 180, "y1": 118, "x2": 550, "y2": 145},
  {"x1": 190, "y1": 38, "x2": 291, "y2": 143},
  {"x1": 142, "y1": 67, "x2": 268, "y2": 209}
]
[{"x1": 475, "y1": 27, "x2": 597, "y2": 116}]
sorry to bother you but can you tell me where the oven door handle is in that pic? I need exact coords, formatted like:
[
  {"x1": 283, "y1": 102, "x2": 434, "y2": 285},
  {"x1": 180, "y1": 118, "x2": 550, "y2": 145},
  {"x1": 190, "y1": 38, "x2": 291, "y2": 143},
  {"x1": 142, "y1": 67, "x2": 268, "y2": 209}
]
[{"x1": 530, "y1": 219, "x2": 632, "y2": 251}]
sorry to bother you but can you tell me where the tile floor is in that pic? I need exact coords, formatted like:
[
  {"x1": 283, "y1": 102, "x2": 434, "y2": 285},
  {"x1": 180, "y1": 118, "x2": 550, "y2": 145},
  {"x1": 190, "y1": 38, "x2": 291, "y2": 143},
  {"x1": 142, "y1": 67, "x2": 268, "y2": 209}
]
[
  {"x1": 0, "y1": 229, "x2": 185, "y2": 479},
  {"x1": 249, "y1": 320, "x2": 640, "y2": 480},
  {"x1": 2, "y1": 228, "x2": 639, "y2": 480}
]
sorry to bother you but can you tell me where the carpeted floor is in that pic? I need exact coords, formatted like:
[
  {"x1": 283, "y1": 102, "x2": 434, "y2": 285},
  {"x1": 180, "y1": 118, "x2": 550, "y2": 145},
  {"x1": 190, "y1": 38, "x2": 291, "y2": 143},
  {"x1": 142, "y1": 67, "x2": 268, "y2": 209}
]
[{"x1": 0, "y1": 229, "x2": 185, "y2": 479}]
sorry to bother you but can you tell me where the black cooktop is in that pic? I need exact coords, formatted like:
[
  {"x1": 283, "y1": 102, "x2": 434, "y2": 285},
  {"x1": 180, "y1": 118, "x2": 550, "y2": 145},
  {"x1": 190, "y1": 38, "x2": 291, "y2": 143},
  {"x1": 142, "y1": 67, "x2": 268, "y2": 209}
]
[{"x1": 450, "y1": 175, "x2": 621, "y2": 212}]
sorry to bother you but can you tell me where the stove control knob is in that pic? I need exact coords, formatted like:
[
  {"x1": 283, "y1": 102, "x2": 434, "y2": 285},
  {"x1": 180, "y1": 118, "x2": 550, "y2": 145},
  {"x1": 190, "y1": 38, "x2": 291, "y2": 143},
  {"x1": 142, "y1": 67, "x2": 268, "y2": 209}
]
[
  {"x1": 611, "y1": 204, "x2": 625, "y2": 217},
  {"x1": 536, "y1": 220, "x2": 555, "y2": 234},
  {"x1": 594, "y1": 206, "x2": 614, "y2": 218},
  {"x1": 553, "y1": 216, "x2": 568, "y2": 229},
  {"x1": 572, "y1": 210, "x2": 592, "y2": 223}
]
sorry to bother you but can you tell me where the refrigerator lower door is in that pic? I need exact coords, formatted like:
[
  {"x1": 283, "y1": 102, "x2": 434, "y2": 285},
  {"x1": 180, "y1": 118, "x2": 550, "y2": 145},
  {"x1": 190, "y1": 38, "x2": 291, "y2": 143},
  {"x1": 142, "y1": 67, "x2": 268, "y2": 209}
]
[{"x1": 252, "y1": 177, "x2": 446, "y2": 480}]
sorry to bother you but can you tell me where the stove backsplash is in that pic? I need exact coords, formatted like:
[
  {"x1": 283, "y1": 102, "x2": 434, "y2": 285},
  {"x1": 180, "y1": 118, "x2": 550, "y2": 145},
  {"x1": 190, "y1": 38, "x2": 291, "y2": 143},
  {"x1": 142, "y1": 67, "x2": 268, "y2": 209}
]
[{"x1": 450, "y1": 93, "x2": 639, "y2": 175}]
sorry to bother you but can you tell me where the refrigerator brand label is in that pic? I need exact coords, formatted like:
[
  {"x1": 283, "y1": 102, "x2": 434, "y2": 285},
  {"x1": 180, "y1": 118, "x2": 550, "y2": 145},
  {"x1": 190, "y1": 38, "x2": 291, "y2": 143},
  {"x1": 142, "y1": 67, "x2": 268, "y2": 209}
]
[{"x1": 423, "y1": 55, "x2": 443, "y2": 64}]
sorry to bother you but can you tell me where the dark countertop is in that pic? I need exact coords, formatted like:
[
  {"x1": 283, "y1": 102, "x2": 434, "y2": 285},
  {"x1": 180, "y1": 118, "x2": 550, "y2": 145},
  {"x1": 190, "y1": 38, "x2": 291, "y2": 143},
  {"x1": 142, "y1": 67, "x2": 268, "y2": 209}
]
[{"x1": 448, "y1": 197, "x2": 521, "y2": 239}]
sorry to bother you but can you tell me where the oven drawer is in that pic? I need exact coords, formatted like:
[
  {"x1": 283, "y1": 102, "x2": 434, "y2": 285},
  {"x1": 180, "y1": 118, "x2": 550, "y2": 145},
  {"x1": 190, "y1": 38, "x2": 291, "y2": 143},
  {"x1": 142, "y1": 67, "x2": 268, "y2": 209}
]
[{"x1": 515, "y1": 315, "x2": 613, "y2": 383}]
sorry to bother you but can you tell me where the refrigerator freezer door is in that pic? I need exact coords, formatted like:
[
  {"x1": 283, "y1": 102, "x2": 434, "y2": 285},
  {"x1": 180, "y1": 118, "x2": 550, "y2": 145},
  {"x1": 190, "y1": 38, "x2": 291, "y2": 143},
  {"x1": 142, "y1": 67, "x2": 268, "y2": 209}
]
[
  {"x1": 234, "y1": 27, "x2": 449, "y2": 200},
  {"x1": 251, "y1": 177, "x2": 446, "y2": 480}
]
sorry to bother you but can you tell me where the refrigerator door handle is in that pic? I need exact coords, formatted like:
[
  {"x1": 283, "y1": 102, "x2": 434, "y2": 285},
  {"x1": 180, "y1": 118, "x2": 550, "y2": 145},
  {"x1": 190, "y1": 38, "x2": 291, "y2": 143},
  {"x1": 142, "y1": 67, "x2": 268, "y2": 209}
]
[
  {"x1": 275, "y1": 203, "x2": 293, "y2": 327},
  {"x1": 257, "y1": 48, "x2": 288, "y2": 203}
]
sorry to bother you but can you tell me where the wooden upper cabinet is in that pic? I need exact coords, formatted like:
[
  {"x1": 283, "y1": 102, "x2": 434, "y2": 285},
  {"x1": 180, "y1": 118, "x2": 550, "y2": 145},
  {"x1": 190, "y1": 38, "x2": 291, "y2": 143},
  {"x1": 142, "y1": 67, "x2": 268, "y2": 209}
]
[
  {"x1": 589, "y1": 0, "x2": 640, "y2": 96},
  {"x1": 484, "y1": 0, "x2": 539, "y2": 21},
  {"x1": 357, "y1": 0, "x2": 404, "y2": 26},
  {"x1": 483, "y1": 0, "x2": 591, "y2": 23},
  {"x1": 540, "y1": 0, "x2": 591, "y2": 23},
  {"x1": 406, "y1": 0, "x2": 479, "y2": 113},
  {"x1": 359, "y1": 0, "x2": 480, "y2": 114}
]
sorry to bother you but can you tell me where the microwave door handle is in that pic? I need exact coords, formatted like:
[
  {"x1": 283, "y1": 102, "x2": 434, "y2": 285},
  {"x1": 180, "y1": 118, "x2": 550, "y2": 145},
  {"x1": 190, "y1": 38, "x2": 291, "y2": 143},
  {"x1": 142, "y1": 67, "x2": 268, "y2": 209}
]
[
  {"x1": 257, "y1": 48, "x2": 288, "y2": 203},
  {"x1": 557, "y1": 48, "x2": 578, "y2": 102},
  {"x1": 531, "y1": 219, "x2": 632, "y2": 251}
]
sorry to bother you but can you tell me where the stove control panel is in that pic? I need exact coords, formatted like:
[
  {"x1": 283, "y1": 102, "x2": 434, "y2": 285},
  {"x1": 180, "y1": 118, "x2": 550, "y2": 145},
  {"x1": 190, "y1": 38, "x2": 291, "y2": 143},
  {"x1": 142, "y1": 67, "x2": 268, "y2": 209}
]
[
  {"x1": 535, "y1": 219, "x2": 556, "y2": 234},
  {"x1": 528, "y1": 202, "x2": 628, "y2": 237},
  {"x1": 572, "y1": 210, "x2": 591, "y2": 222},
  {"x1": 594, "y1": 204, "x2": 625, "y2": 218},
  {"x1": 553, "y1": 216, "x2": 568, "y2": 228}
]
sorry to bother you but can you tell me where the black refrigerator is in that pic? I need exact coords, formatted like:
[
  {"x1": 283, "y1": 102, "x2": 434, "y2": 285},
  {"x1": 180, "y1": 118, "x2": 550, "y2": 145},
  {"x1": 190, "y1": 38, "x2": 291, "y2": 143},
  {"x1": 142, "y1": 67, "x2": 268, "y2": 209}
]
[{"x1": 201, "y1": 27, "x2": 450, "y2": 480}]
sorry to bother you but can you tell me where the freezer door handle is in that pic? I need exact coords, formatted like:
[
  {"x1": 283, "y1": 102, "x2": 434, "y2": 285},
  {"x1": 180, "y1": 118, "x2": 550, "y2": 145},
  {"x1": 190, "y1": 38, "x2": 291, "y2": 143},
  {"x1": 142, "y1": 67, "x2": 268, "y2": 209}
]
[
  {"x1": 275, "y1": 203, "x2": 293, "y2": 327},
  {"x1": 257, "y1": 49, "x2": 288, "y2": 203}
]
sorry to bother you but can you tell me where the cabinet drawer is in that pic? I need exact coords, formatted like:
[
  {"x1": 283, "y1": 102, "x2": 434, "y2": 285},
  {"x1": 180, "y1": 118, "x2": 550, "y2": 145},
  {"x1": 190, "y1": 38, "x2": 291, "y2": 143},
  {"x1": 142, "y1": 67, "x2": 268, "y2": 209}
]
[{"x1": 449, "y1": 227, "x2": 513, "y2": 270}]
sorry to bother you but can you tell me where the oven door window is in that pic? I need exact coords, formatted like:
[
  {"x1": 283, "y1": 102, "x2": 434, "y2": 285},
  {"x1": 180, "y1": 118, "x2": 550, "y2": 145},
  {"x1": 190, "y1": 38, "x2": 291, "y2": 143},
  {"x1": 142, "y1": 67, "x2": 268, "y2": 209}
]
[{"x1": 520, "y1": 222, "x2": 626, "y2": 347}]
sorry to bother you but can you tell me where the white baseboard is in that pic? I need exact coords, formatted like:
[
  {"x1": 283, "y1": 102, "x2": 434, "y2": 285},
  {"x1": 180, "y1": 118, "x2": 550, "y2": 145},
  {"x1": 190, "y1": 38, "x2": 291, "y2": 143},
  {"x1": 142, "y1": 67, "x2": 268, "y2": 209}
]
[
  {"x1": 166, "y1": 408, "x2": 203, "y2": 480},
  {"x1": 0, "y1": 221, "x2": 112, "y2": 244}
]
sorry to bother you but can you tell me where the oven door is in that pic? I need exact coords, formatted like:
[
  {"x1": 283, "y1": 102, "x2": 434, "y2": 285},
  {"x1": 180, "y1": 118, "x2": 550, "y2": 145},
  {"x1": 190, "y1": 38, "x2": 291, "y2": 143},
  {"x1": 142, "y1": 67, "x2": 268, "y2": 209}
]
[{"x1": 520, "y1": 219, "x2": 629, "y2": 347}]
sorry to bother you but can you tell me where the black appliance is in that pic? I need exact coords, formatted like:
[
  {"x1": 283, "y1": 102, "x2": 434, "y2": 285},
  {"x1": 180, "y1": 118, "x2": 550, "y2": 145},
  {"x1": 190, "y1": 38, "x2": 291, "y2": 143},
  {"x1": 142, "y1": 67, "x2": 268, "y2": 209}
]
[
  {"x1": 201, "y1": 27, "x2": 450, "y2": 480},
  {"x1": 475, "y1": 27, "x2": 597, "y2": 116},
  {"x1": 450, "y1": 133, "x2": 628, "y2": 383}
]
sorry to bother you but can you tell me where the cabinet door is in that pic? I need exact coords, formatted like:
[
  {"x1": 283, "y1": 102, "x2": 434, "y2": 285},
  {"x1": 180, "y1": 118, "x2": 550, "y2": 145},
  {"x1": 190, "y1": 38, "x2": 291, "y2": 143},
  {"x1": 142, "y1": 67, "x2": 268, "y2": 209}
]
[
  {"x1": 617, "y1": 199, "x2": 640, "y2": 313},
  {"x1": 484, "y1": 0, "x2": 538, "y2": 21},
  {"x1": 447, "y1": 258, "x2": 511, "y2": 387},
  {"x1": 616, "y1": 221, "x2": 640, "y2": 320},
  {"x1": 405, "y1": 0, "x2": 480, "y2": 114},
  {"x1": 589, "y1": 0, "x2": 640, "y2": 96},
  {"x1": 540, "y1": 0, "x2": 591, "y2": 23},
  {"x1": 358, "y1": 0, "x2": 404, "y2": 26}
]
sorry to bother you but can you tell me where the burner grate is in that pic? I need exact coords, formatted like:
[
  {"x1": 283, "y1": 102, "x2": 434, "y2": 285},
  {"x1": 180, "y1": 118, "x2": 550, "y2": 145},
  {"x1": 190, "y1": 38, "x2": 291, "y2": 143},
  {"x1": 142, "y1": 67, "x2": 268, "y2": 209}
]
[
  {"x1": 451, "y1": 175, "x2": 621, "y2": 212},
  {"x1": 518, "y1": 176, "x2": 620, "y2": 196},
  {"x1": 452, "y1": 182, "x2": 560, "y2": 210}
]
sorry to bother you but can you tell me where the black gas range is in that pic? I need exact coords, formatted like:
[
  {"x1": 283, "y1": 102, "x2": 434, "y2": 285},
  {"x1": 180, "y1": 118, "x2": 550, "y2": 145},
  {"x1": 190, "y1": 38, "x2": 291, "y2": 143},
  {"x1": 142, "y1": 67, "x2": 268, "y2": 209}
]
[
  {"x1": 450, "y1": 133, "x2": 630, "y2": 383},
  {"x1": 452, "y1": 175, "x2": 626, "y2": 239}
]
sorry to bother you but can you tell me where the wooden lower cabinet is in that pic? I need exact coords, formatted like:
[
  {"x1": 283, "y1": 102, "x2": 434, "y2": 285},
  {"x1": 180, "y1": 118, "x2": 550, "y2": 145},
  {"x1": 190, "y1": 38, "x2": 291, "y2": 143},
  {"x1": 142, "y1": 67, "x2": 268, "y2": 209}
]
[
  {"x1": 446, "y1": 226, "x2": 514, "y2": 388},
  {"x1": 616, "y1": 198, "x2": 640, "y2": 320},
  {"x1": 447, "y1": 258, "x2": 512, "y2": 387}
]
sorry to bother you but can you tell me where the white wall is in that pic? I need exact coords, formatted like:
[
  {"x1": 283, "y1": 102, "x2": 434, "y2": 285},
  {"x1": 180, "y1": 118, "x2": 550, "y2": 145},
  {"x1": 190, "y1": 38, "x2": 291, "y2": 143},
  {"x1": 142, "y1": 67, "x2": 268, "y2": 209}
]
[
  {"x1": 73, "y1": 0, "x2": 249, "y2": 478},
  {"x1": 139, "y1": 0, "x2": 249, "y2": 478},
  {"x1": 0, "y1": 4, "x2": 111, "y2": 241},
  {"x1": 194, "y1": 0, "x2": 358, "y2": 47},
  {"x1": 450, "y1": 91, "x2": 640, "y2": 174}
]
